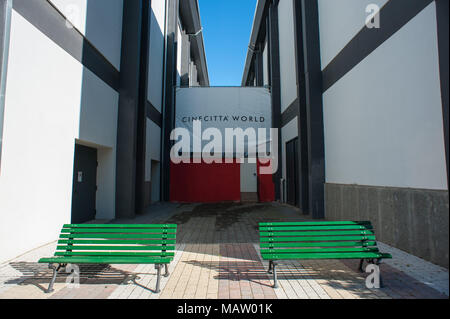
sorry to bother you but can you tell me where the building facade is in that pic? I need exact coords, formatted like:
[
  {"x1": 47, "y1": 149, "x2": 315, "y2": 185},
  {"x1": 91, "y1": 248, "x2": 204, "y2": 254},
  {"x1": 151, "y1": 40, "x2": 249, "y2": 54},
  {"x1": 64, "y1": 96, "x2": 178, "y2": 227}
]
[
  {"x1": 0, "y1": 0, "x2": 208, "y2": 263},
  {"x1": 242, "y1": 0, "x2": 449, "y2": 268}
]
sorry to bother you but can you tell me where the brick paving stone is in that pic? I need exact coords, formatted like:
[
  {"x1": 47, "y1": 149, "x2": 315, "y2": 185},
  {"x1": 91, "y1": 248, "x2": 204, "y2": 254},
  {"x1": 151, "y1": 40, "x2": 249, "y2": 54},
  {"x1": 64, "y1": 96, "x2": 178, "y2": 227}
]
[{"x1": 0, "y1": 202, "x2": 447, "y2": 299}]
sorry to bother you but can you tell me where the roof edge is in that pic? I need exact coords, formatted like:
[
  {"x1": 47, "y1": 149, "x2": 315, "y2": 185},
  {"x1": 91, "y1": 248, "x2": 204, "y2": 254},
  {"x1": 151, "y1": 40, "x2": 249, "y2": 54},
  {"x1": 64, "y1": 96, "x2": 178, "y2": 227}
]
[{"x1": 241, "y1": 0, "x2": 267, "y2": 86}]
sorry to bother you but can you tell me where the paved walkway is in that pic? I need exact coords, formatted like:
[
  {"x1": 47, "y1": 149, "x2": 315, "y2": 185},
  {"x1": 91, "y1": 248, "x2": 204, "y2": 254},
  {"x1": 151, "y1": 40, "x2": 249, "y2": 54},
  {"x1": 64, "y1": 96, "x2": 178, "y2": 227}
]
[{"x1": 0, "y1": 202, "x2": 447, "y2": 299}]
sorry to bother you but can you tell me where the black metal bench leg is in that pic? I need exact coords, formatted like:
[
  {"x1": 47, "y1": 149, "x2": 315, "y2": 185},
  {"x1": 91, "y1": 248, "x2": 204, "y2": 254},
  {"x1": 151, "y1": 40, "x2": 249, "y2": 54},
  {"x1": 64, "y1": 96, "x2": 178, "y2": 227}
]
[
  {"x1": 155, "y1": 264, "x2": 161, "y2": 293},
  {"x1": 164, "y1": 264, "x2": 170, "y2": 277},
  {"x1": 272, "y1": 263, "x2": 278, "y2": 288},
  {"x1": 46, "y1": 264, "x2": 60, "y2": 293},
  {"x1": 358, "y1": 259, "x2": 365, "y2": 273},
  {"x1": 268, "y1": 260, "x2": 273, "y2": 274}
]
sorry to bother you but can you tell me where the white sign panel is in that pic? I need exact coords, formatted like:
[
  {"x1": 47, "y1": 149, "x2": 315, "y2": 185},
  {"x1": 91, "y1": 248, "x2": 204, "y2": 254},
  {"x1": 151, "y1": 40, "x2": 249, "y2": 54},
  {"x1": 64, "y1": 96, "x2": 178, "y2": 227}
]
[{"x1": 175, "y1": 87, "x2": 272, "y2": 154}]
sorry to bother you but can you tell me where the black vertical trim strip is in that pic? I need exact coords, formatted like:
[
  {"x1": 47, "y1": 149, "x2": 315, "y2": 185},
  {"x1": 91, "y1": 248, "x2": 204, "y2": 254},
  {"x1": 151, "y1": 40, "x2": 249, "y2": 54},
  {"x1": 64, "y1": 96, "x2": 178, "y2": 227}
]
[
  {"x1": 135, "y1": 0, "x2": 152, "y2": 214},
  {"x1": 161, "y1": 0, "x2": 179, "y2": 201},
  {"x1": 268, "y1": 0, "x2": 282, "y2": 200},
  {"x1": 298, "y1": 0, "x2": 325, "y2": 219},
  {"x1": 115, "y1": 0, "x2": 143, "y2": 218},
  {"x1": 322, "y1": 0, "x2": 434, "y2": 92},
  {"x1": 12, "y1": 0, "x2": 120, "y2": 91},
  {"x1": 435, "y1": 0, "x2": 449, "y2": 189},
  {"x1": 293, "y1": 0, "x2": 309, "y2": 214}
]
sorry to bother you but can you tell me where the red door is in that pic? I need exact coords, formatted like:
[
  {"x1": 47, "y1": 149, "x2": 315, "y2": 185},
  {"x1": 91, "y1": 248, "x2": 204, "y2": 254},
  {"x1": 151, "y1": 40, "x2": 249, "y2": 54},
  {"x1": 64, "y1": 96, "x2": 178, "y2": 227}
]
[{"x1": 257, "y1": 159, "x2": 275, "y2": 202}]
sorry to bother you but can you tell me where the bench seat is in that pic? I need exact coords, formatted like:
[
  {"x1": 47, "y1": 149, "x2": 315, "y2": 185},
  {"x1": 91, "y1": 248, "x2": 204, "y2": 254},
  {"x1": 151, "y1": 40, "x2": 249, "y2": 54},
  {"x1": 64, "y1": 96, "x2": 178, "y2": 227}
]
[
  {"x1": 39, "y1": 256, "x2": 173, "y2": 264},
  {"x1": 259, "y1": 221, "x2": 391, "y2": 288},
  {"x1": 38, "y1": 223, "x2": 177, "y2": 293}
]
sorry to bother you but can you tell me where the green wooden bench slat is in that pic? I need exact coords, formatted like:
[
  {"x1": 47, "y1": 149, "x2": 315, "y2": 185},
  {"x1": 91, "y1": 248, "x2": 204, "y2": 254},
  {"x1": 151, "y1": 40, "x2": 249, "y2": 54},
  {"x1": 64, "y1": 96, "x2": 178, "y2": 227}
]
[
  {"x1": 259, "y1": 221, "x2": 371, "y2": 226},
  {"x1": 258, "y1": 221, "x2": 392, "y2": 288},
  {"x1": 59, "y1": 233, "x2": 176, "y2": 240},
  {"x1": 260, "y1": 247, "x2": 380, "y2": 254},
  {"x1": 39, "y1": 256, "x2": 172, "y2": 264},
  {"x1": 259, "y1": 225, "x2": 372, "y2": 231},
  {"x1": 56, "y1": 245, "x2": 175, "y2": 251},
  {"x1": 260, "y1": 235, "x2": 376, "y2": 242},
  {"x1": 260, "y1": 252, "x2": 391, "y2": 260},
  {"x1": 39, "y1": 223, "x2": 177, "y2": 293},
  {"x1": 61, "y1": 228, "x2": 176, "y2": 234},
  {"x1": 58, "y1": 239, "x2": 176, "y2": 246},
  {"x1": 259, "y1": 230, "x2": 374, "y2": 236},
  {"x1": 260, "y1": 241, "x2": 377, "y2": 248},
  {"x1": 54, "y1": 251, "x2": 175, "y2": 257},
  {"x1": 63, "y1": 224, "x2": 177, "y2": 228}
]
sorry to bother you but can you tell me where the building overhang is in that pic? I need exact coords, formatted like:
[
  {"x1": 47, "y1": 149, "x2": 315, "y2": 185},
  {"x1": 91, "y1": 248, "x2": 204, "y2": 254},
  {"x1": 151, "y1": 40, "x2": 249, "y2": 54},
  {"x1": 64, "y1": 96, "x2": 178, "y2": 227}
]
[
  {"x1": 179, "y1": 0, "x2": 210, "y2": 86},
  {"x1": 241, "y1": 0, "x2": 268, "y2": 86}
]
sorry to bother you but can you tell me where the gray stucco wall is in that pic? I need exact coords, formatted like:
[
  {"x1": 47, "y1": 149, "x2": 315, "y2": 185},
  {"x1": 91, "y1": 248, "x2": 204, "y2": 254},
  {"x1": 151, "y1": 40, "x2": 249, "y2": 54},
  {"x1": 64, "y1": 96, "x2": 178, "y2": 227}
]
[{"x1": 325, "y1": 183, "x2": 449, "y2": 268}]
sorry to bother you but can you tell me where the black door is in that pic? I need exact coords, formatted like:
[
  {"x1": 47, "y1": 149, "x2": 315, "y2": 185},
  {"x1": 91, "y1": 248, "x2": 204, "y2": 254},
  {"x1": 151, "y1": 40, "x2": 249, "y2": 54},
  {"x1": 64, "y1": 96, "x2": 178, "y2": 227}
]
[
  {"x1": 71, "y1": 144, "x2": 97, "y2": 223},
  {"x1": 286, "y1": 138, "x2": 299, "y2": 206}
]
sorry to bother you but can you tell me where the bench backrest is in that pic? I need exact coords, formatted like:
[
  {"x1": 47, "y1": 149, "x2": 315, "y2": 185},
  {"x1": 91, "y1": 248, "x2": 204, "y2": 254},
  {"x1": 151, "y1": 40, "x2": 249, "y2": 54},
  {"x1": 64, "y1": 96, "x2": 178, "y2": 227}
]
[
  {"x1": 54, "y1": 224, "x2": 177, "y2": 258},
  {"x1": 259, "y1": 221, "x2": 382, "y2": 258}
]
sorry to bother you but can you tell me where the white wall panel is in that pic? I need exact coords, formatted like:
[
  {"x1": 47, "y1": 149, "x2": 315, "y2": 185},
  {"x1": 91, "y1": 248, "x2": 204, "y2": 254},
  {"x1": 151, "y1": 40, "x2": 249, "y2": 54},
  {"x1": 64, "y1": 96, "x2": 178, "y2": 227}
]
[
  {"x1": 148, "y1": 0, "x2": 166, "y2": 112},
  {"x1": 78, "y1": 68, "x2": 118, "y2": 219},
  {"x1": 49, "y1": 0, "x2": 88, "y2": 34},
  {"x1": 0, "y1": 10, "x2": 119, "y2": 263},
  {"x1": 0, "y1": 11, "x2": 83, "y2": 263},
  {"x1": 176, "y1": 22, "x2": 182, "y2": 86},
  {"x1": 323, "y1": 3, "x2": 447, "y2": 190},
  {"x1": 318, "y1": 0, "x2": 389, "y2": 69},
  {"x1": 278, "y1": 0, "x2": 297, "y2": 112},
  {"x1": 262, "y1": 38, "x2": 269, "y2": 86},
  {"x1": 49, "y1": 0, "x2": 124, "y2": 70}
]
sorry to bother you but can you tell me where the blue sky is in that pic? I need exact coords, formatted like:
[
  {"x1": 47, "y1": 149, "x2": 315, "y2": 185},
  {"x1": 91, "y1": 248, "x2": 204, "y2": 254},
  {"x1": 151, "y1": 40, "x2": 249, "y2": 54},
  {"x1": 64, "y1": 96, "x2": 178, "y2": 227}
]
[{"x1": 198, "y1": 0, "x2": 257, "y2": 86}]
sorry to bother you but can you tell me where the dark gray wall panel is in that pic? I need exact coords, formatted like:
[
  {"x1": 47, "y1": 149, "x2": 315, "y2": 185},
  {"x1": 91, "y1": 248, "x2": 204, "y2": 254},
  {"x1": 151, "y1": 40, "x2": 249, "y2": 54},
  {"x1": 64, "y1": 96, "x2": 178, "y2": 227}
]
[{"x1": 325, "y1": 183, "x2": 449, "y2": 268}]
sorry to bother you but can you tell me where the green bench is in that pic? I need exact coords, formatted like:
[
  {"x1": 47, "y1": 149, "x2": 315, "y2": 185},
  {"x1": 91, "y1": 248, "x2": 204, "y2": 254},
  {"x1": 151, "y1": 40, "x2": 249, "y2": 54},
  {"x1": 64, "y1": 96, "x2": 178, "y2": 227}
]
[
  {"x1": 259, "y1": 221, "x2": 392, "y2": 288},
  {"x1": 38, "y1": 223, "x2": 177, "y2": 293}
]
